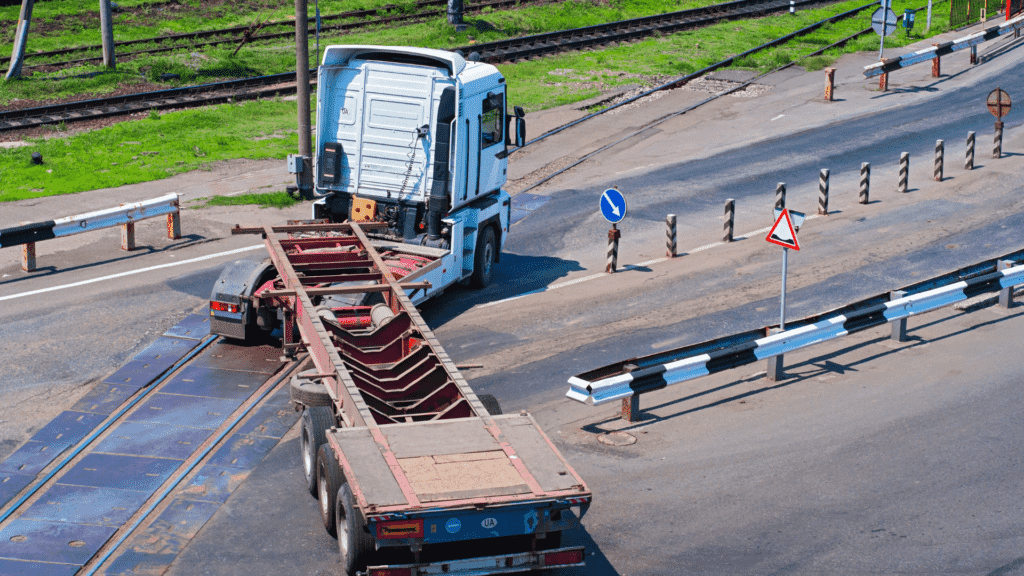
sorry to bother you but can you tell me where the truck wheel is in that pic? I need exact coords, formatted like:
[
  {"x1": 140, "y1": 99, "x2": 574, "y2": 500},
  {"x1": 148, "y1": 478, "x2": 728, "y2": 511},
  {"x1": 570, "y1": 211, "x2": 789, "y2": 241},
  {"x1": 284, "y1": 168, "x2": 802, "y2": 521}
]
[
  {"x1": 336, "y1": 482, "x2": 373, "y2": 575},
  {"x1": 317, "y1": 443, "x2": 344, "y2": 537},
  {"x1": 471, "y1": 226, "x2": 497, "y2": 288},
  {"x1": 290, "y1": 372, "x2": 333, "y2": 407},
  {"x1": 478, "y1": 393, "x2": 502, "y2": 416},
  {"x1": 301, "y1": 405, "x2": 334, "y2": 497}
]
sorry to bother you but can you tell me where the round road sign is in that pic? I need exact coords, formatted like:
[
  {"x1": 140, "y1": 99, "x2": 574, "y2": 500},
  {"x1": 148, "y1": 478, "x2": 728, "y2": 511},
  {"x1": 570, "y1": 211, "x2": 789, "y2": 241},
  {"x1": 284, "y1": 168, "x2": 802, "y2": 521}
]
[
  {"x1": 600, "y1": 188, "x2": 627, "y2": 224},
  {"x1": 987, "y1": 88, "x2": 1012, "y2": 119}
]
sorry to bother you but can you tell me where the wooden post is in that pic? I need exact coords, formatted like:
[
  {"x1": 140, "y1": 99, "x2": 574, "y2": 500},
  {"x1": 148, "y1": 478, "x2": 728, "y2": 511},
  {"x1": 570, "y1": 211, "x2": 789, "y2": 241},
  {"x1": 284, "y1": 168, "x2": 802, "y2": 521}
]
[
  {"x1": 121, "y1": 221, "x2": 135, "y2": 251},
  {"x1": 5, "y1": 0, "x2": 34, "y2": 80},
  {"x1": 99, "y1": 0, "x2": 115, "y2": 69},
  {"x1": 22, "y1": 242, "x2": 36, "y2": 272}
]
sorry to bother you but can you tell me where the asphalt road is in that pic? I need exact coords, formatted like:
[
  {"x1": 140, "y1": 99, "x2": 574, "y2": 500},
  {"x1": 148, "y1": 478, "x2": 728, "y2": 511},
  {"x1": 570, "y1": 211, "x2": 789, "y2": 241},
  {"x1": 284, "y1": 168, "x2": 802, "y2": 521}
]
[{"x1": 1, "y1": 39, "x2": 1023, "y2": 576}]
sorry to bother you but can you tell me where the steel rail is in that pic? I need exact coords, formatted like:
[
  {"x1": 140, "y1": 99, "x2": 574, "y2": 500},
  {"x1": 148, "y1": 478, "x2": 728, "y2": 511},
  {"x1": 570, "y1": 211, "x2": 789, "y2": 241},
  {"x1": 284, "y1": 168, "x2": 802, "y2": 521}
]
[
  {"x1": 0, "y1": 0, "x2": 839, "y2": 132},
  {"x1": 0, "y1": 334, "x2": 217, "y2": 525},
  {"x1": 80, "y1": 355, "x2": 307, "y2": 576}
]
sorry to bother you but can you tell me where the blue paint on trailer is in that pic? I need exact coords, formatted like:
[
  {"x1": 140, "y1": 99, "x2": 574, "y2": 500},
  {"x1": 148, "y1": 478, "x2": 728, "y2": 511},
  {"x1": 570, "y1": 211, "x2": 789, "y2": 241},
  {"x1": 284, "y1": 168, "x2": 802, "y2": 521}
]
[{"x1": 19, "y1": 485, "x2": 150, "y2": 527}]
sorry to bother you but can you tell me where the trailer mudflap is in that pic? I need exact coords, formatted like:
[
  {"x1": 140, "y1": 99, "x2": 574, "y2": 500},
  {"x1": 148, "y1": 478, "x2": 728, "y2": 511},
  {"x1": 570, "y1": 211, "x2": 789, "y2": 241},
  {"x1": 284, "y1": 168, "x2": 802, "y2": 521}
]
[{"x1": 360, "y1": 545, "x2": 586, "y2": 576}]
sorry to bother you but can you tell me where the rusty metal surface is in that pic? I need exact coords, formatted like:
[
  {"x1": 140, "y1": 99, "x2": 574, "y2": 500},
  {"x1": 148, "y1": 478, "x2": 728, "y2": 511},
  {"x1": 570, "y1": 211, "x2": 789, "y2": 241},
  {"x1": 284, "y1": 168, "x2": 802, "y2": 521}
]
[
  {"x1": 162, "y1": 313, "x2": 210, "y2": 340},
  {"x1": 18, "y1": 484, "x2": 150, "y2": 527},
  {"x1": 94, "y1": 421, "x2": 211, "y2": 460},
  {"x1": 0, "y1": 519, "x2": 117, "y2": 565},
  {"x1": 987, "y1": 87, "x2": 1012, "y2": 118}
]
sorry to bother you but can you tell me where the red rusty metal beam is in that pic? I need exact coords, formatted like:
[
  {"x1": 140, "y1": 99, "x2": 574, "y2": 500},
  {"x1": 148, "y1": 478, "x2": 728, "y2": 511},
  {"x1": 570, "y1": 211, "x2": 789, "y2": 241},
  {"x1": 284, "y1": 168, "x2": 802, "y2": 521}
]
[
  {"x1": 232, "y1": 222, "x2": 388, "y2": 235},
  {"x1": 262, "y1": 281, "x2": 430, "y2": 298}
]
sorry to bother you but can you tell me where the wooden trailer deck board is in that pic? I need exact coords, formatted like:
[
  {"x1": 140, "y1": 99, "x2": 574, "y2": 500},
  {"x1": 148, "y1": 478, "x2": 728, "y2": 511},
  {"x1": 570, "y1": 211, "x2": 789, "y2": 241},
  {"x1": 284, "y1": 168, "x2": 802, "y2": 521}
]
[
  {"x1": 329, "y1": 428, "x2": 408, "y2": 507},
  {"x1": 381, "y1": 418, "x2": 499, "y2": 458},
  {"x1": 398, "y1": 451, "x2": 531, "y2": 503},
  {"x1": 494, "y1": 415, "x2": 581, "y2": 493}
]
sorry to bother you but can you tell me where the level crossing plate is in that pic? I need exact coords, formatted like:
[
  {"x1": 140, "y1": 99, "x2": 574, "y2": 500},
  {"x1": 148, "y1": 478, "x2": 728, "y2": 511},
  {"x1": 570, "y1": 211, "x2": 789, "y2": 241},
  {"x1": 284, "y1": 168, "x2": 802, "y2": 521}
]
[
  {"x1": 600, "y1": 188, "x2": 627, "y2": 224},
  {"x1": 766, "y1": 209, "x2": 801, "y2": 250},
  {"x1": 871, "y1": 7, "x2": 899, "y2": 36}
]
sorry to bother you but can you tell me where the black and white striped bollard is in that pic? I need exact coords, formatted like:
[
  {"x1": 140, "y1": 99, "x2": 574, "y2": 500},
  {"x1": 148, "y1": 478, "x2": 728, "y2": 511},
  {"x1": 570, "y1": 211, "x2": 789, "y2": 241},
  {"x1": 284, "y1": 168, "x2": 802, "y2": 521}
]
[
  {"x1": 934, "y1": 140, "x2": 943, "y2": 182},
  {"x1": 723, "y1": 199, "x2": 735, "y2": 242},
  {"x1": 666, "y1": 214, "x2": 677, "y2": 258},
  {"x1": 775, "y1": 182, "x2": 786, "y2": 210},
  {"x1": 994, "y1": 121, "x2": 1003, "y2": 159},
  {"x1": 818, "y1": 169, "x2": 829, "y2": 215},
  {"x1": 898, "y1": 152, "x2": 909, "y2": 193},
  {"x1": 859, "y1": 162, "x2": 870, "y2": 204},
  {"x1": 966, "y1": 131, "x2": 975, "y2": 170},
  {"x1": 607, "y1": 225, "x2": 620, "y2": 273}
]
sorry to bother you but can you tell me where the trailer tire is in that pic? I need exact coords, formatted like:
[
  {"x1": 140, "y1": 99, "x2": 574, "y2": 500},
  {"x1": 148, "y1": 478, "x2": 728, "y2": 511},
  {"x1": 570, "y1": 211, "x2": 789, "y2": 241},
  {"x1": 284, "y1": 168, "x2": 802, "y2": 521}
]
[
  {"x1": 301, "y1": 406, "x2": 334, "y2": 497},
  {"x1": 478, "y1": 393, "x2": 502, "y2": 416},
  {"x1": 290, "y1": 372, "x2": 333, "y2": 407},
  {"x1": 471, "y1": 226, "x2": 497, "y2": 288},
  {"x1": 317, "y1": 443, "x2": 344, "y2": 537},
  {"x1": 336, "y1": 482, "x2": 373, "y2": 575}
]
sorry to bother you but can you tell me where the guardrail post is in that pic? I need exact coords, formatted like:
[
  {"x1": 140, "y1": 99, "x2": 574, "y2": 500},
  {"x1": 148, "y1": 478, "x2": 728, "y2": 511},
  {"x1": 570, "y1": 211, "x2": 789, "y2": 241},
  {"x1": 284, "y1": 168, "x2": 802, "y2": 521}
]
[
  {"x1": 931, "y1": 44, "x2": 941, "y2": 77},
  {"x1": 775, "y1": 182, "x2": 786, "y2": 210},
  {"x1": 966, "y1": 131, "x2": 975, "y2": 170},
  {"x1": 22, "y1": 242, "x2": 36, "y2": 272},
  {"x1": 879, "y1": 70, "x2": 889, "y2": 92},
  {"x1": 167, "y1": 201, "x2": 181, "y2": 240},
  {"x1": 970, "y1": 44, "x2": 978, "y2": 65},
  {"x1": 994, "y1": 121, "x2": 1003, "y2": 159},
  {"x1": 621, "y1": 395, "x2": 641, "y2": 422},
  {"x1": 824, "y1": 68, "x2": 835, "y2": 102},
  {"x1": 934, "y1": 140, "x2": 944, "y2": 181},
  {"x1": 998, "y1": 260, "x2": 1015, "y2": 308},
  {"x1": 890, "y1": 290, "x2": 908, "y2": 341},
  {"x1": 121, "y1": 221, "x2": 136, "y2": 251},
  {"x1": 818, "y1": 169, "x2": 829, "y2": 215},
  {"x1": 766, "y1": 327, "x2": 784, "y2": 381},
  {"x1": 898, "y1": 152, "x2": 909, "y2": 193},
  {"x1": 724, "y1": 199, "x2": 735, "y2": 242},
  {"x1": 666, "y1": 214, "x2": 677, "y2": 258},
  {"x1": 860, "y1": 162, "x2": 870, "y2": 204},
  {"x1": 606, "y1": 225, "x2": 620, "y2": 273}
]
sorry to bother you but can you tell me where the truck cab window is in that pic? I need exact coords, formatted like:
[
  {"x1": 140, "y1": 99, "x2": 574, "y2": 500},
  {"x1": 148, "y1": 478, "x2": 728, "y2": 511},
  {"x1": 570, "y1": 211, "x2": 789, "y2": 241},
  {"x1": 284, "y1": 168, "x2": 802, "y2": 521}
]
[{"x1": 481, "y1": 92, "x2": 504, "y2": 148}]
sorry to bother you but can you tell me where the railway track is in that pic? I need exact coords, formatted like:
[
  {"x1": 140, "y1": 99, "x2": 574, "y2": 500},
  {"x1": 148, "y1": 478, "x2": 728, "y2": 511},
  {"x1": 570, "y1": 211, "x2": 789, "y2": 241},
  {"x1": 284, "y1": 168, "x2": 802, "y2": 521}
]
[
  {"x1": 0, "y1": 0, "x2": 846, "y2": 133},
  {"x1": 0, "y1": 315, "x2": 305, "y2": 575},
  {"x1": 2, "y1": 0, "x2": 551, "y2": 74}
]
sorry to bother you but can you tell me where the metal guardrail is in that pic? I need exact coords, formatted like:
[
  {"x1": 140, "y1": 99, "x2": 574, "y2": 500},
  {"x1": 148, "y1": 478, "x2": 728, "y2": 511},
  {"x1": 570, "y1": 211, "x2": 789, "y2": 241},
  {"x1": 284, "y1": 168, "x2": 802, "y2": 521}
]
[
  {"x1": 864, "y1": 12, "x2": 1024, "y2": 78},
  {"x1": 566, "y1": 250, "x2": 1024, "y2": 417},
  {"x1": 0, "y1": 193, "x2": 182, "y2": 271}
]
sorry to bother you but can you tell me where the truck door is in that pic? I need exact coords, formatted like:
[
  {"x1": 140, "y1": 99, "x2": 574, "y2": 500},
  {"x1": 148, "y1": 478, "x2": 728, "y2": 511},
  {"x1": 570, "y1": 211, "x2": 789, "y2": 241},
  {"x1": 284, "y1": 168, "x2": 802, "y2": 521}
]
[{"x1": 460, "y1": 87, "x2": 506, "y2": 203}]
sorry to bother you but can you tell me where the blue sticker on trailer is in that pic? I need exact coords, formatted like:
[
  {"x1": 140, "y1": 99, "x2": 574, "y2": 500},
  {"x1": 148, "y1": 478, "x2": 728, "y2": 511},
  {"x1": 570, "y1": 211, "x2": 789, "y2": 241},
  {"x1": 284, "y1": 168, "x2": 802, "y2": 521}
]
[{"x1": 403, "y1": 504, "x2": 567, "y2": 544}]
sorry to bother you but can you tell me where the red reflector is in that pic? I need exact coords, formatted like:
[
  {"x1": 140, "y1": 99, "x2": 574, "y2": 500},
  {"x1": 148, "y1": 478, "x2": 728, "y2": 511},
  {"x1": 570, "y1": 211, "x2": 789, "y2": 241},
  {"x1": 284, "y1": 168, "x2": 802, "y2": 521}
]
[
  {"x1": 368, "y1": 569, "x2": 412, "y2": 576},
  {"x1": 543, "y1": 549, "x2": 584, "y2": 567},
  {"x1": 376, "y1": 519, "x2": 424, "y2": 539},
  {"x1": 210, "y1": 301, "x2": 239, "y2": 313}
]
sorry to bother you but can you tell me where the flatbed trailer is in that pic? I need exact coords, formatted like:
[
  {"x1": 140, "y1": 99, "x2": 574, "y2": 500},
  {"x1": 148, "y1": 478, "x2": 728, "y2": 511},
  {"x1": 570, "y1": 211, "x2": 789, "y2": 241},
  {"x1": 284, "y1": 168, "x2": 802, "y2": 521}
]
[{"x1": 212, "y1": 221, "x2": 591, "y2": 576}]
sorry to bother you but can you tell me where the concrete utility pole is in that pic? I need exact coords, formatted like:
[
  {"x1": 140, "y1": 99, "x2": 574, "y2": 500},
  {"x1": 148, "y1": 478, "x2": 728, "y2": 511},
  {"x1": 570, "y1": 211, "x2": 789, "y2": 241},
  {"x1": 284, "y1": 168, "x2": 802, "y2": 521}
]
[
  {"x1": 6, "y1": 0, "x2": 34, "y2": 80},
  {"x1": 448, "y1": 0, "x2": 466, "y2": 30},
  {"x1": 295, "y1": 0, "x2": 313, "y2": 195},
  {"x1": 99, "y1": 0, "x2": 115, "y2": 68}
]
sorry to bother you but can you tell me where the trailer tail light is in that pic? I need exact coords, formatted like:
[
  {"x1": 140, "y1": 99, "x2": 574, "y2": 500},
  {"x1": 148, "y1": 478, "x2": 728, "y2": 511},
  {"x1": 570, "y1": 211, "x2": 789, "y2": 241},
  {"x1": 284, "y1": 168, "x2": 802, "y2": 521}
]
[
  {"x1": 376, "y1": 518, "x2": 424, "y2": 539},
  {"x1": 210, "y1": 301, "x2": 239, "y2": 313},
  {"x1": 367, "y1": 568, "x2": 412, "y2": 576},
  {"x1": 542, "y1": 549, "x2": 585, "y2": 567}
]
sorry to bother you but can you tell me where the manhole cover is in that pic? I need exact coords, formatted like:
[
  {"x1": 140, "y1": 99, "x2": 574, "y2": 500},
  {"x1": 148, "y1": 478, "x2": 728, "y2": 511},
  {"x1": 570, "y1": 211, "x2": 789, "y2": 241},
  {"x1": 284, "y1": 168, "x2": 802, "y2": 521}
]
[{"x1": 598, "y1": 431, "x2": 637, "y2": 446}]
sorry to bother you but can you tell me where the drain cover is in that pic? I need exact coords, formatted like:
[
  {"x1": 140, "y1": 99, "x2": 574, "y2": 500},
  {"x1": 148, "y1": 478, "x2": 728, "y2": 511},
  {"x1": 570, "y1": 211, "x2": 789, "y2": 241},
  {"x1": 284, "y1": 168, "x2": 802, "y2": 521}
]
[{"x1": 597, "y1": 431, "x2": 637, "y2": 446}]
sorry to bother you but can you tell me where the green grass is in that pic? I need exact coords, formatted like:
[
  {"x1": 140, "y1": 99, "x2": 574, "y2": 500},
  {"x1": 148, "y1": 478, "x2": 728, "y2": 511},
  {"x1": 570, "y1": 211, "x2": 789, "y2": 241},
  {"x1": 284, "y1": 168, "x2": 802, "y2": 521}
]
[
  {"x1": 0, "y1": 0, "x2": 958, "y2": 200},
  {"x1": 195, "y1": 191, "x2": 301, "y2": 209},
  {"x1": 0, "y1": 98, "x2": 303, "y2": 202}
]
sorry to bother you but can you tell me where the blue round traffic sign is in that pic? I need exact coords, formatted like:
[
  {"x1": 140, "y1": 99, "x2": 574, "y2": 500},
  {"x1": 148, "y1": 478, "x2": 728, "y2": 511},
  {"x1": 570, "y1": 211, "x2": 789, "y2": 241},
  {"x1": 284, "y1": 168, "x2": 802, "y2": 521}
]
[{"x1": 600, "y1": 188, "x2": 627, "y2": 224}]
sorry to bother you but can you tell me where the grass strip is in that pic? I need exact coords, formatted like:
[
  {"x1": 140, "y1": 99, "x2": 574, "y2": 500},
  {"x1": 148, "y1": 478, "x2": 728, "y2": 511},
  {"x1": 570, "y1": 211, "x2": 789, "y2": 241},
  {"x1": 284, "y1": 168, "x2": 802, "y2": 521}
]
[{"x1": 194, "y1": 191, "x2": 301, "y2": 209}]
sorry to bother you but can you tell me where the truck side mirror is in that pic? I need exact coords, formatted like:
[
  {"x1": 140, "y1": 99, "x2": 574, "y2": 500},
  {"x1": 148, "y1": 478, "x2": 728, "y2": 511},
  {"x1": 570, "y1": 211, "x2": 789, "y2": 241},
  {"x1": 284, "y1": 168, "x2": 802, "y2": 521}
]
[
  {"x1": 515, "y1": 117, "x2": 526, "y2": 147},
  {"x1": 514, "y1": 106, "x2": 525, "y2": 118}
]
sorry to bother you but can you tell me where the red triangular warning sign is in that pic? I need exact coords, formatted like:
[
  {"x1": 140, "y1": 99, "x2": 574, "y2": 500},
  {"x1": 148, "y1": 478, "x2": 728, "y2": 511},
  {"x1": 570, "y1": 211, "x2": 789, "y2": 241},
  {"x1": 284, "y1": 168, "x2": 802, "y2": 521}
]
[{"x1": 766, "y1": 209, "x2": 800, "y2": 250}]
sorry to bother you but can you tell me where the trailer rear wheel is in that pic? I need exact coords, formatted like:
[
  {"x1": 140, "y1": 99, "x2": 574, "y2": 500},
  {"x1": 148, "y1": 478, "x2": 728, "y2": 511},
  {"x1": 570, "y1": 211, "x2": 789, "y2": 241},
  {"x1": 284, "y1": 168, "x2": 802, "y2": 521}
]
[
  {"x1": 478, "y1": 393, "x2": 502, "y2": 416},
  {"x1": 290, "y1": 372, "x2": 333, "y2": 407},
  {"x1": 336, "y1": 482, "x2": 373, "y2": 575},
  {"x1": 471, "y1": 226, "x2": 497, "y2": 288},
  {"x1": 317, "y1": 443, "x2": 344, "y2": 537},
  {"x1": 301, "y1": 406, "x2": 334, "y2": 497}
]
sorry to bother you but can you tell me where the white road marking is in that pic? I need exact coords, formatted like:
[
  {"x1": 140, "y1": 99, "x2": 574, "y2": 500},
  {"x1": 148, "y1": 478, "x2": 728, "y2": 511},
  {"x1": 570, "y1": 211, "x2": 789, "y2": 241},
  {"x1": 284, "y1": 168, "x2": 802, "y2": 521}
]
[
  {"x1": 0, "y1": 245, "x2": 264, "y2": 302},
  {"x1": 771, "y1": 114, "x2": 785, "y2": 121},
  {"x1": 479, "y1": 213, "x2": 823, "y2": 308}
]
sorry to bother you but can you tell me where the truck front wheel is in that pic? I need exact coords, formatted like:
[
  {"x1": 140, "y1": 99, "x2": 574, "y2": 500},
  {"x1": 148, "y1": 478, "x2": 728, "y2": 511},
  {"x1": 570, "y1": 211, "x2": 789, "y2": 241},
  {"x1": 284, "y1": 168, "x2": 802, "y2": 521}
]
[
  {"x1": 336, "y1": 482, "x2": 373, "y2": 575},
  {"x1": 301, "y1": 406, "x2": 334, "y2": 497},
  {"x1": 471, "y1": 226, "x2": 497, "y2": 288}
]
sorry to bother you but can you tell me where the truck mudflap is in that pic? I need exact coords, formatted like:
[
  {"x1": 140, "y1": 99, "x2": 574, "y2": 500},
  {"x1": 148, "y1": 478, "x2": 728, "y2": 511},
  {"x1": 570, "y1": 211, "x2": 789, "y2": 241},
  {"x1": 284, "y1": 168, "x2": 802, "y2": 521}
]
[{"x1": 360, "y1": 546, "x2": 586, "y2": 576}]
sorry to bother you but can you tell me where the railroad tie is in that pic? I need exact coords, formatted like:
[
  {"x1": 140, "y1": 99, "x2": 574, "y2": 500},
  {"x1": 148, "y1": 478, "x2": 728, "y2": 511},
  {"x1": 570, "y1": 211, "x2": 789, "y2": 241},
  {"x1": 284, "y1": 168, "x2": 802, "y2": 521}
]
[
  {"x1": 898, "y1": 152, "x2": 909, "y2": 194},
  {"x1": 966, "y1": 131, "x2": 975, "y2": 170},
  {"x1": 818, "y1": 169, "x2": 829, "y2": 215}
]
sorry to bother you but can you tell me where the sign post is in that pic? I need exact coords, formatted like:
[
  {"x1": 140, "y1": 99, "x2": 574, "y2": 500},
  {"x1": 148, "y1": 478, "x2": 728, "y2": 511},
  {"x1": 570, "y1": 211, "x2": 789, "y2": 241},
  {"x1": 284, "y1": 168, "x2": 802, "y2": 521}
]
[
  {"x1": 765, "y1": 208, "x2": 803, "y2": 381},
  {"x1": 986, "y1": 87, "x2": 1012, "y2": 159},
  {"x1": 600, "y1": 187, "x2": 627, "y2": 273},
  {"x1": 872, "y1": 0, "x2": 898, "y2": 59}
]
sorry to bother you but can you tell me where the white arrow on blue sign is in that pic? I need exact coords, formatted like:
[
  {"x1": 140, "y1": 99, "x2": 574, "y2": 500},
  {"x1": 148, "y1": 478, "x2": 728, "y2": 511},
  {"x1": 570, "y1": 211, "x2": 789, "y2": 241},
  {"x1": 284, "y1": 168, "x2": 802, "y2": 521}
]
[{"x1": 600, "y1": 188, "x2": 627, "y2": 224}]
